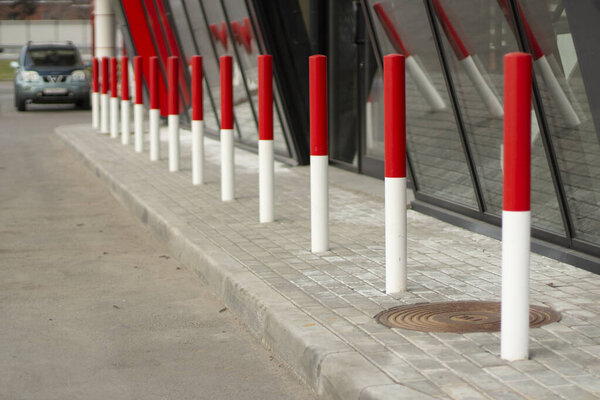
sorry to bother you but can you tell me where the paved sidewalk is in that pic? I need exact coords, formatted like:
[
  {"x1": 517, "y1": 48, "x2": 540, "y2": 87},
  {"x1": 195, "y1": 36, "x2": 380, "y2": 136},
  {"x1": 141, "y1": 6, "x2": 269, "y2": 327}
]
[{"x1": 57, "y1": 123, "x2": 600, "y2": 400}]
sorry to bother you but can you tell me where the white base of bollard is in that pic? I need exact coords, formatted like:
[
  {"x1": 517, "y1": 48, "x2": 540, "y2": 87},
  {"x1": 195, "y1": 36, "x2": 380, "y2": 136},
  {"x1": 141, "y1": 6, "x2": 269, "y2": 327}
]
[
  {"x1": 149, "y1": 108, "x2": 160, "y2": 161},
  {"x1": 134, "y1": 104, "x2": 144, "y2": 153},
  {"x1": 192, "y1": 120, "x2": 204, "y2": 185},
  {"x1": 121, "y1": 99, "x2": 130, "y2": 145},
  {"x1": 259, "y1": 140, "x2": 274, "y2": 223},
  {"x1": 406, "y1": 56, "x2": 446, "y2": 112},
  {"x1": 92, "y1": 92, "x2": 100, "y2": 129},
  {"x1": 501, "y1": 210, "x2": 531, "y2": 361},
  {"x1": 221, "y1": 129, "x2": 235, "y2": 201},
  {"x1": 168, "y1": 114, "x2": 180, "y2": 172},
  {"x1": 461, "y1": 55, "x2": 504, "y2": 119},
  {"x1": 110, "y1": 97, "x2": 119, "y2": 139},
  {"x1": 100, "y1": 93, "x2": 110, "y2": 134},
  {"x1": 385, "y1": 177, "x2": 407, "y2": 294},
  {"x1": 311, "y1": 155, "x2": 329, "y2": 253},
  {"x1": 535, "y1": 55, "x2": 580, "y2": 128}
]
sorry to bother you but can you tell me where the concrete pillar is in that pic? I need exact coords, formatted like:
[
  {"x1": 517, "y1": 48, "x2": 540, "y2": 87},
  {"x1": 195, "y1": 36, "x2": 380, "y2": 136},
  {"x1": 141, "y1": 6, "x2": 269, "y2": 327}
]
[{"x1": 94, "y1": 0, "x2": 115, "y2": 59}]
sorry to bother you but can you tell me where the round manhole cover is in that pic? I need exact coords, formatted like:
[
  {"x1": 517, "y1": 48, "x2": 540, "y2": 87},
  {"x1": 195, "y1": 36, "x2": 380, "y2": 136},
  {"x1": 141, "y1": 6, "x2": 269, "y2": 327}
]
[{"x1": 374, "y1": 301, "x2": 560, "y2": 333}]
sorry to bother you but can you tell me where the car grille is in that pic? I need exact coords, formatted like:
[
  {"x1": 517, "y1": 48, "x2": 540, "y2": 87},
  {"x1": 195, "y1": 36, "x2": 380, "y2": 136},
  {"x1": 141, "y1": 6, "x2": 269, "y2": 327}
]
[{"x1": 43, "y1": 75, "x2": 68, "y2": 83}]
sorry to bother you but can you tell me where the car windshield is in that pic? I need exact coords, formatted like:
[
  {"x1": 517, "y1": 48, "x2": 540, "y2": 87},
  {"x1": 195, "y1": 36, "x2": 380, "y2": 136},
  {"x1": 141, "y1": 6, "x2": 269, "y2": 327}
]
[{"x1": 25, "y1": 48, "x2": 81, "y2": 67}]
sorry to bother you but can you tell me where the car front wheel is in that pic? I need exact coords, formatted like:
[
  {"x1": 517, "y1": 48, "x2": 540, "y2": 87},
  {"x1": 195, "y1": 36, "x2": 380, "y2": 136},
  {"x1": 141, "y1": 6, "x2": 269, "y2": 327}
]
[{"x1": 16, "y1": 97, "x2": 26, "y2": 112}]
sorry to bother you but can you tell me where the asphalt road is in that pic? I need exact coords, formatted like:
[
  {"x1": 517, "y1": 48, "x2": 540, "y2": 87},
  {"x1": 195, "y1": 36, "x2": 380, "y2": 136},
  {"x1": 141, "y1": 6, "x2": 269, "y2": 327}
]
[{"x1": 0, "y1": 82, "x2": 315, "y2": 400}]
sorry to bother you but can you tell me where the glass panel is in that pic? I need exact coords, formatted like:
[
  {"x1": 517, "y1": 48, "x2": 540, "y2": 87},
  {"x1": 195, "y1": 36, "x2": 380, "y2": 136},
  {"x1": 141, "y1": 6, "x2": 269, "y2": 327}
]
[
  {"x1": 518, "y1": 0, "x2": 600, "y2": 244},
  {"x1": 200, "y1": 0, "x2": 256, "y2": 142},
  {"x1": 221, "y1": 0, "x2": 290, "y2": 156},
  {"x1": 367, "y1": 0, "x2": 477, "y2": 208},
  {"x1": 168, "y1": 0, "x2": 219, "y2": 132},
  {"x1": 182, "y1": 0, "x2": 221, "y2": 133},
  {"x1": 430, "y1": 0, "x2": 564, "y2": 234}
]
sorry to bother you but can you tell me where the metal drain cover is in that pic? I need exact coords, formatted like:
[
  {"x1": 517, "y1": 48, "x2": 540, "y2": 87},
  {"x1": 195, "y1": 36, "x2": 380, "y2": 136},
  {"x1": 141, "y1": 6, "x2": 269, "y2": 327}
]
[{"x1": 374, "y1": 301, "x2": 560, "y2": 333}]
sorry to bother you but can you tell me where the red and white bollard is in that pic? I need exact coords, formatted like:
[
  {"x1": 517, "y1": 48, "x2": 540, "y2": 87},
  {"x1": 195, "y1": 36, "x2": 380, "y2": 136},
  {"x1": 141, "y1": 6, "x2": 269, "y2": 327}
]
[
  {"x1": 100, "y1": 57, "x2": 110, "y2": 134},
  {"x1": 191, "y1": 56, "x2": 204, "y2": 185},
  {"x1": 121, "y1": 56, "x2": 130, "y2": 145},
  {"x1": 134, "y1": 56, "x2": 144, "y2": 153},
  {"x1": 168, "y1": 56, "x2": 180, "y2": 172},
  {"x1": 432, "y1": 0, "x2": 503, "y2": 119},
  {"x1": 501, "y1": 52, "x2": 532, "y2": 361},
  {"x1": 309, "y1": 55, "x2": 328, "y2": 253},
  {"x1": 110, "y1": 57, "x2": 119, "y2": 139},
  {"x1": 384, "y1": 54, "x2": 407, "y2": 294},
  {"x1": 91, "y1": 58, "x2": 100, "y2": 129},
  {"x1": 220, "y1": 55, "x2": 235, "y2": 201},
  {"x1": 149, "y1": 56, "x2": 160, "y2": 161},
  {"x1": 258, "y1": 55, "x2": 274, "y2": 223}
]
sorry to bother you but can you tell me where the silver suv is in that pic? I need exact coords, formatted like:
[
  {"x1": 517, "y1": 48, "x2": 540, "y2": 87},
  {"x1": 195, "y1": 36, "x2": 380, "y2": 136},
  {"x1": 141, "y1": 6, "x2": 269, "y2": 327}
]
[{"x1": 12, "y1": 41, "x2": 90, "y2": 111}]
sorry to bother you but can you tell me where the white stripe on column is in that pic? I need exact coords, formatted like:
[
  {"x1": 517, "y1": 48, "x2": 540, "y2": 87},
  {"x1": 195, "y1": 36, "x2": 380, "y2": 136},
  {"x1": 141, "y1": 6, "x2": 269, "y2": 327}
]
[
  {"x1": 121, "y1": 99, "x2": 130, "y2": 145},
  {"x1": 192, "y1": 120, "x2": 204, "y2": 185},
  {"x1": 501, "y1": 210, "x2": 531, "y2": 361},
  {"x1": 311, "y1": 155, "x2": 328, "y2": 253},
  {"x1": 100, "y1": 93, "x2": 110, "y2": 134},
  {"x1": 168, "y1": 114, "x2": 180, "y2": 172},
  {"x1": 385, "y1": 176, "x2": 407, "y2": 294},
  {"x1": 259, "y1": 139, "x2": 274, "y2": 223},
  {"x1": 149, "y1": 108, "x2": 160, "y2": 161},
  {"x1": 535, "y1": 55, "x2": 580, "y2": 128},
  {"x1": 110, "y1": 97, "x2": 119, "y2": 139},
  {"x1": 134, "y1": 104, "x2": 144, "y2": 153},
  {"x1": 461, "y1": 55, "x2": 504, "y2": 119},
  {"x1": 221, "y1": 129, "x2": 235, "y2": 201},
  {"x1": 406, "y1": 56, "x2": 446, "y2": 112},
  {"x1": 92, "y1": 92, "x2": 100, "y2": 129}
]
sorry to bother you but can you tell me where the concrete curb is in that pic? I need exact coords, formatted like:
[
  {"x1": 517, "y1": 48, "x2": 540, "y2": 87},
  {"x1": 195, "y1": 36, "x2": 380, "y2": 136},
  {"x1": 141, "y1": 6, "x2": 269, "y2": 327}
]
[{"x1": 56, "y1": 125, "x2": 432, "y2": 400}]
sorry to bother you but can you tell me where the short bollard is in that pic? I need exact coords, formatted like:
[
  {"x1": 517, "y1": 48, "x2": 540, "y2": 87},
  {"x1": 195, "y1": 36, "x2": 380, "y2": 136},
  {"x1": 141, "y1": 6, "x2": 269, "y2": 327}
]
[
  {"x1": 149, "y1": 56, "x2": 160, "y2": 161},
  {"x1": 258, "y1": 55, "x2": 274, "y2": 223},
  {"x1": 110, "y1": 57, "x2": 119, "y2": 139},
  {"x1": 432, "y1": 0, "x2": 503, "y2": 119},
  {"x1": 501, "y1": 52, "x2": 532, "y2": 362},
  {"x1": 191, "y1": 56, "x2": 204, "y2": 185},
  {"x1": 91, "y1": 58, "x2": 100, "y2": 129},
  {"x1": 134, "y1": 56, "x2": 144, "y2": 153},
  {"x1": 220, "y1": 55, "x2": 235, "y2": 201},
  {"x1": 121, "y1": 56, "x2": 130, "y2": 146},
  {"x1": 100, "y1": 57, "x2": 110, "y2": 134},
  {"x1": 309, "y1": 55, "x2": 328, "y2": 253},
  {"x1": 384, "y1": 54, "x2": 407, "y2": 294},
  {"x1": 168, "y1": 56, "x2": 180, "y2": 172}
]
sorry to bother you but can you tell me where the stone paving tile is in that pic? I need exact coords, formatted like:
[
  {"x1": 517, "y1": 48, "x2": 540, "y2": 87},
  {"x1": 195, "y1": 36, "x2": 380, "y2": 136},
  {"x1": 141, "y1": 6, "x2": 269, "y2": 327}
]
[{"x1": 60, "y1": 125, "x2": 600, "y2": 399}]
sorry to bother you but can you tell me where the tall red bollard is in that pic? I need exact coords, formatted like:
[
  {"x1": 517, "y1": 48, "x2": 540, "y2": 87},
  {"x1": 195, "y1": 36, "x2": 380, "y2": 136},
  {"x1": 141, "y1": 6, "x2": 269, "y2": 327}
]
[
  {"x1": 100, "y1": 57, "x2": 109, "y2": 134},
  {"x1": 309, "y1": 55, "x2": 328, "y2": 253},
  {"x1": 110, "y1": 57, "x2": 119, "y2": 139},
  {"x1": 384, "y1": 54, "x2": 407, "y2": 294},
  {"x1": 220, "y1": 55, "x2": 234, "y2": 201},
  {"x1": 258, "y1": 55, "x2": 274, "y2": 223},
  {"x1": 92, "y1": 58, "x2": 100, "y2": 129},
  {"x1": 120, "y1": 56, "x2": 130, "y2": 145},
  {"x1": 168, "y1": 56, "x2": 180, "y2": 172},
  {"x1": 191, "y1": 56, "x2": 204, "y2": 185},
  {"x1": 149, "y1": 56, "x2": 160, "y2": 161},
  {"x1": 133, "y1": 56, "x2": 144, "y2": 153},
  {"x1": 501, "y1": 52, "x2": 532, "y2": 361}
]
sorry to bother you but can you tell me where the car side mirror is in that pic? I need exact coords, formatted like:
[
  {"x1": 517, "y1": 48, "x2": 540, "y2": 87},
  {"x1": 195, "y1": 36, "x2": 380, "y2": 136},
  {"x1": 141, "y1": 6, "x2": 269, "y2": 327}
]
[{"x1": 10, "y1": 61, "x2": 19, "y2": 69}]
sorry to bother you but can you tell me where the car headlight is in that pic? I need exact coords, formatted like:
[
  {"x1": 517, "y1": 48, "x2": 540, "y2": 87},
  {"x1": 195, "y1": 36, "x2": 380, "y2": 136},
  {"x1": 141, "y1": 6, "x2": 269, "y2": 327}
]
[
  {"x1": 70, "y1": 70, "x2": 86, "y2": 81},
  {"x1": 21, "y1": 70, "x2": 41, "y2": 82}
]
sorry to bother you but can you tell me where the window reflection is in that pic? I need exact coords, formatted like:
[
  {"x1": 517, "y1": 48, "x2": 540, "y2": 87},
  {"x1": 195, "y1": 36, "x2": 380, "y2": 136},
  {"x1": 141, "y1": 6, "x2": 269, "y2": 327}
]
[
  {"x1": 518, "y1": 0, "x2": 600, "y2": 244},
  {"x1": 222, "y1": 0, "x2": 290, "y2": 156},
  {"x1": 430, "y1": 0, "x2": 564, "y2": 235},
  {"x1": 368, "y1": 0, "x2": 477, "y2": 208}
]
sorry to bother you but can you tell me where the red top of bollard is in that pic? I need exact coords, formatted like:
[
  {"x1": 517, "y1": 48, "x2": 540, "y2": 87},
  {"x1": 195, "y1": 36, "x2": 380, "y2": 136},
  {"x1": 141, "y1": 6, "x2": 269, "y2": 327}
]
[
  {"x1": 431, "y1": 0, "x2": 469, "y2": 60},
  {"x1": 168, "y1": 56, "x2": 179, "y2": 115},
  {"x1": 372, "y1": 3, "x2": 410, "y2": 56},
  {"x1": 149, "y1": 56, "x2": 160, "y2": 110},
  {"x1": 92, "y1": 58, "x2": 99, "y2": 93},
  {"x1": 121, "y1": 57, "x2": 129, "y2": 101},
  {"x1": 503, "y1": 52, "x2": 531, "y2": 212},
  {"x1": 191, "y1": 56, "x2": 203, "y2": 121},
  {"x1": 384, "y1": 54, "x2": 406, "y2": 178},
  {"x1": 220, "y1": 56, "x2": 233, "y2": 130},
  {"x1": 258, "y1": 55, "x2": 273, "y2": 141},
  {"x1": 110, "y1": 57, "x2": 118, "y2": 98},
  {"x1": 309, "y1": 55, "x2": 328, "y2": 156},
  {"x1": 134, "y1": 56, "x2": 143, "y2": 105},
  {"x1": 101, "y1": 57, "x2": 109, "y2": 95}
]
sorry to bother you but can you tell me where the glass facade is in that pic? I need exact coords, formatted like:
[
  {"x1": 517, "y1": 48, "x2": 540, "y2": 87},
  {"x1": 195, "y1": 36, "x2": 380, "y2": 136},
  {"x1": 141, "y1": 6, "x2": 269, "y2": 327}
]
[{"x1": 115, "y1": 0, "x2": 600, "y2": 268}]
